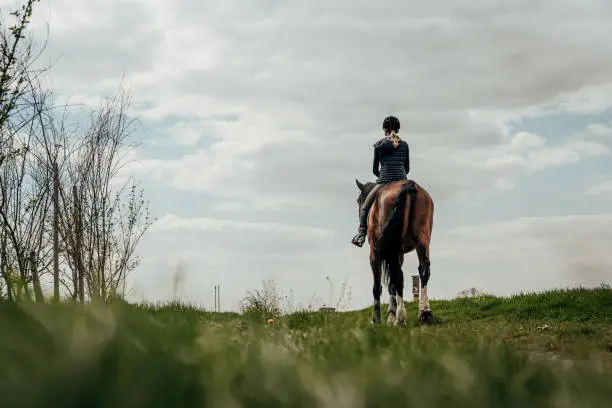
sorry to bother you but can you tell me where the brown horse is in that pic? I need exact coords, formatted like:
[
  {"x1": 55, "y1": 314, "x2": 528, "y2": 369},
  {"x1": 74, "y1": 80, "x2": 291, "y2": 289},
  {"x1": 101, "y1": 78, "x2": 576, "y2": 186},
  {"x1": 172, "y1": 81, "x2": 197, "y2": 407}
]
[{"x1": 355, "y1": 178, "x2": 434, "y2": 326}]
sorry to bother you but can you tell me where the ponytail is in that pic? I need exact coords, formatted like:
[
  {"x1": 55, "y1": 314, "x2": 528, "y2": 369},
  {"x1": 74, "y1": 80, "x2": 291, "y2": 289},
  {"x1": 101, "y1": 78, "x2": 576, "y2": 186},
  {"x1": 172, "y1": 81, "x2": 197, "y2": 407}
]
[{"x1": 386, "y1": 130, "x2": 401, "y2": 148}]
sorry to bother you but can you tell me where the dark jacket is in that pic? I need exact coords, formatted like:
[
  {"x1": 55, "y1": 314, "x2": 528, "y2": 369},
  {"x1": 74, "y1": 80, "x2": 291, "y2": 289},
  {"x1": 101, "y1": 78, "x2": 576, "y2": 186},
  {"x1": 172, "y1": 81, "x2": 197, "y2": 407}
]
[{"x1": 372, "y1": 137, "x2": 410, "y2": 184}]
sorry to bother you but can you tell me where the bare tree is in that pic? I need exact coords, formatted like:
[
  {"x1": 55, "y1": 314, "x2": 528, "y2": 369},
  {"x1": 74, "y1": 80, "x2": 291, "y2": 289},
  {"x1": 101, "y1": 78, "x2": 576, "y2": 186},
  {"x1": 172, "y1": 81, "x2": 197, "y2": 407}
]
[
  {"x1": 57, "y1": 85, "x2": 152, "y2": 302},
  {"x1": 456, "y1": 287, "x2": 485, "y2": 299},
  {"x1": 0, "y1": 77, "x2": 55, "y2": 301},
  {"x1": 0, "y1": 0, "x2": 52, "y2": 301},
  {"x1": 1, "y1": 82, "x2": 152, "y2": 302}
]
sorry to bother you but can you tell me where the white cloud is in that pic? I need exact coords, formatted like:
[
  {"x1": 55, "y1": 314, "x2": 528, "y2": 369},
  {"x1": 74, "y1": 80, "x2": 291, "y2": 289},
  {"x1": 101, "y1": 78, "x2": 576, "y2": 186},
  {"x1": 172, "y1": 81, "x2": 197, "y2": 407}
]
[
  {"x1": 480, "y1": 153, "x2": 528, "y2": 171},
  {"x1": 166, "y1": 120, "x2": 209, "y2": 146},
  {"x1": 442, "y1": 214, "x2": 612, "y2": 294},
  {"x1": 525, "y1": 139, "x2": 609, "y2": 169},
  {"x1": 586, "y1": 179, "x2": 612, "y2": 195},
  {"x1": 585, "y1": 122, "x2": 612, "y2": 137},
  {"x1": 563, "y1": 139, "x2": 610, "y2": 156},
  {"x1": 152, "y1": 214, "x2": 333, "y2": 239},
  {"x1": 510, "y1": 131, "x2": 546, "y2": 151},
  {"x1": 466, "y1": 131, "x2": 608, "y2": 175},
  {"x1": 552, "y1": 82, "x2": 612, "y2": 116},
  {"x1": 493, "y1": 178, "x2": 515, "y2": 192},
  {"x1": 526, "y1": 146, "x2": 581, "y2": 170}
]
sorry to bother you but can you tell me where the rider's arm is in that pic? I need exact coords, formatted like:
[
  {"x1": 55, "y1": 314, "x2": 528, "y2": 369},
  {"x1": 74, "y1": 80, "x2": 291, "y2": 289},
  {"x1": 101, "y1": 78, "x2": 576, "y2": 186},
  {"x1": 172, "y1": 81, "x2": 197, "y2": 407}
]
[
  {"x1": 404, "y1": 143, "x2": 410, "y2": 174},
  {"x1": 372, "y1": 146, "x2": 380, "y2": 177}
]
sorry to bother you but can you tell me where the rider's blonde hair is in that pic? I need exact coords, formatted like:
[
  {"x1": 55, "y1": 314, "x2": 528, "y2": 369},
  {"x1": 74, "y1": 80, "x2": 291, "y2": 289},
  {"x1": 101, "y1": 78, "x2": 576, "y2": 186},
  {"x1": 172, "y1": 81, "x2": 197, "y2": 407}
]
[{"x1": 385, "y1": 130, "x2": 401, "y2": 148}]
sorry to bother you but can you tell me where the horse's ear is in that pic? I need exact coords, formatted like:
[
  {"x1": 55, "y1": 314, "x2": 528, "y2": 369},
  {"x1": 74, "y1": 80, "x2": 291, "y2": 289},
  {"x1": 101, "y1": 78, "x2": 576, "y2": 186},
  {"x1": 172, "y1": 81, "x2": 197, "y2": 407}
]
[{"x1": 356, "y1": 178, "x2": 364, "y2": 191}]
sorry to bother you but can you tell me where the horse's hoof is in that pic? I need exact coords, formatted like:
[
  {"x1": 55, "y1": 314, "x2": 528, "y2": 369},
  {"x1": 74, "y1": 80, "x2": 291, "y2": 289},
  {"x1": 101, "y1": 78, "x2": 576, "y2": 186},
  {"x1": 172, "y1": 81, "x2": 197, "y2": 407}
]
[
  {"x1": 387, "y1": 312, "x2": 396, "y2": 326},
  {"x1": 394, "y1": 319, "x2": 406, "y2": 327},
  {"x1": 419, "y1": 310, "x2": 434, "y2": 325},
  {"x1": 371, "y1": 317, "x2": 381, "y2": 325}
]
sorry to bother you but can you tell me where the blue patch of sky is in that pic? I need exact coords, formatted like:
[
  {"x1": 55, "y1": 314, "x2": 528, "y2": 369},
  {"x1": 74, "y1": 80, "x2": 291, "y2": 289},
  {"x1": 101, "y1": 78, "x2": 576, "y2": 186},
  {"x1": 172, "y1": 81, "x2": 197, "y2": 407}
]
[
  {"x1": 131, "y1": 114, "x2": 239, "y2": 159},
  {"x1": 511, "y1": 108, "x2": 612, "y2": 142},
  {"x1": 141, "y1": 187, "x2": 218, "y2": 219}
]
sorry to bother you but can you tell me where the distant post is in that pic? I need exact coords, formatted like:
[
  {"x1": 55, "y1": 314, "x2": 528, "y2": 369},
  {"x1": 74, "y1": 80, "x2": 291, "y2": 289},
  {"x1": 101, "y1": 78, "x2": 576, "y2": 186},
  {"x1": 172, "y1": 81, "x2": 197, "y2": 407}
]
[
  {"x1": 412, "y1": 275, "x2": 420, "y2": 302},
  {"x1": 213, "y1": 285, "x2": 220, "y2": 312}
]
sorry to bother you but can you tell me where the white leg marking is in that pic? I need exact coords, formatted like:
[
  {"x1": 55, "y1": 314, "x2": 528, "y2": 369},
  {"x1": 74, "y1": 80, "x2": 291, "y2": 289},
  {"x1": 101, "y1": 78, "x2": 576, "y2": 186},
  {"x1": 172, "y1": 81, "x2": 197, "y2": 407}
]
[
  {"x1": 387, "y1": 295, "x2": 396, "y2": 325},
  {"x1": 395, "y1": 295, "x2": 406, "y2": 326},
  {"x1": 419, "y1": 286, "x2": 430, "y2": 312}
]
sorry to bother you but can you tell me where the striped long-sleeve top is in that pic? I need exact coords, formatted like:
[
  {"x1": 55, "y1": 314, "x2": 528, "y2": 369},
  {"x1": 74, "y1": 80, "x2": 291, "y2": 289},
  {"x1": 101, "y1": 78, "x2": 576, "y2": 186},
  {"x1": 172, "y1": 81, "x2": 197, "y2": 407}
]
[{"x1": 372, "y1": 137, "x2": 410, "y2": 184}]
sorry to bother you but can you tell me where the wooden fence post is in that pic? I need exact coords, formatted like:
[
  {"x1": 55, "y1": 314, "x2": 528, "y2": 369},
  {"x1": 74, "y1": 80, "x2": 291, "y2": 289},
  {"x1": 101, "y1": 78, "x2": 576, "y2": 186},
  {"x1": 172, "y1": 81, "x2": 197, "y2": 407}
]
[{"x1": 412, "y1": 275, "x2": 420, "y2": 302}]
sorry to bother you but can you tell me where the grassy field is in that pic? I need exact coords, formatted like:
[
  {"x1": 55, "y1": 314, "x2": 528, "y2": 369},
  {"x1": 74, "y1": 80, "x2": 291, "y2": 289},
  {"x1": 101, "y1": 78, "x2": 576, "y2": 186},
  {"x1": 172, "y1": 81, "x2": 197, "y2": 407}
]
[{"x1": 0, "y1": 286, "x2": 611, "y2": 407}]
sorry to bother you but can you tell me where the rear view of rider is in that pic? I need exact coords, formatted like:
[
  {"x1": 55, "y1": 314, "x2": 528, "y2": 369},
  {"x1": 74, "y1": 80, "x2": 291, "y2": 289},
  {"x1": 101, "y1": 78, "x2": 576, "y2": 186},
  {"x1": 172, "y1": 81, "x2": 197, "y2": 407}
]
[{"x1": 351, "y1": 115, "x2": 410, "y2": 248}]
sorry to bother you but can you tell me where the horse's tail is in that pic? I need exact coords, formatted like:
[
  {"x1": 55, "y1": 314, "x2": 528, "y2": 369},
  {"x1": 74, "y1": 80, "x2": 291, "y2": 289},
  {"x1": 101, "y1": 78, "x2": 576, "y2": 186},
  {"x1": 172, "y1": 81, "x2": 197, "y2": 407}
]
[{"x1": 379, "y1": 181, "x2": 415, "y2": 285}]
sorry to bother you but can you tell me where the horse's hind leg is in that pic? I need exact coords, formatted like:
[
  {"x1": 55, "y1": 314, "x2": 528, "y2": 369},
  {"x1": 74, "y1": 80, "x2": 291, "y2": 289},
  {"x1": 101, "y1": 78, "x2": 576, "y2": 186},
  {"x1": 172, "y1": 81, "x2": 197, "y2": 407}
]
[
  {"x1": 370, "y1": 253, "x2": 382, "y2": 325},
  {"x1": 416, "y1": 243, "x2": 433, "y2": 325},
  {"x1": 386, "y1": 261, "x2": 397, "y2": 326},
  {"x1": 388, "y1": 256, "x2": 406, "y2": 327}
]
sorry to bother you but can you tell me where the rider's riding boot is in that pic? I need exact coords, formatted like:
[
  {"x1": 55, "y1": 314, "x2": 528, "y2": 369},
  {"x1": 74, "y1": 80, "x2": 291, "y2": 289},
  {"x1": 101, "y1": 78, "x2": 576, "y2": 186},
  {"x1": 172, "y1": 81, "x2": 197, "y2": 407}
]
[
  {"x1": 352, "y1": 183, "x2": 382, "y2": 248},
  {"x1": 351, "y1": 227, "x2": 367, "y2": 247}
]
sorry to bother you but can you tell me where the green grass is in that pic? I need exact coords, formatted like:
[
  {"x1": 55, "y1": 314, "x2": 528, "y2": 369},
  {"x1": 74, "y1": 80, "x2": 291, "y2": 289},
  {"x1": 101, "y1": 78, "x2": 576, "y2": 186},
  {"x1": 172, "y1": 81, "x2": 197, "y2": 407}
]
[{"x1": 0, "y1": 287, "x2": 611, "y2": 407}]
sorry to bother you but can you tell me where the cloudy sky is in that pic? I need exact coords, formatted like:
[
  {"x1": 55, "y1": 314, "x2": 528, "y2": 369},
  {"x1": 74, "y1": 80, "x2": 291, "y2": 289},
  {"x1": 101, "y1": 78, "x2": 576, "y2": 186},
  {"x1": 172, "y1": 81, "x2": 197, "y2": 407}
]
[{"x1": 9, "y1": 0, "x2": 612, "y2": 311}]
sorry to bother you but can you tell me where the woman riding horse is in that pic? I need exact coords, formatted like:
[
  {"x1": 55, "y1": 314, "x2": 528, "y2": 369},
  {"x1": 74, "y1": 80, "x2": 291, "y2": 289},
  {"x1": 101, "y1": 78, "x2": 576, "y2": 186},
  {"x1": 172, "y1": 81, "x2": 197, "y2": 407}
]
[{"x1": 351, "y1": 115, "x2": 410, "y2": 247}]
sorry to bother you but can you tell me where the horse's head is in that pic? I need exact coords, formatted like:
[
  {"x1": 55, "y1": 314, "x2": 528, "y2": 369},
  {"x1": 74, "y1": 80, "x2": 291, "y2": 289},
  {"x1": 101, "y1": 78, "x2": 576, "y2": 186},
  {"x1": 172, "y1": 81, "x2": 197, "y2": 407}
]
[{"x1": 355, "y1": 178, "x2": 376, "y2": 215}]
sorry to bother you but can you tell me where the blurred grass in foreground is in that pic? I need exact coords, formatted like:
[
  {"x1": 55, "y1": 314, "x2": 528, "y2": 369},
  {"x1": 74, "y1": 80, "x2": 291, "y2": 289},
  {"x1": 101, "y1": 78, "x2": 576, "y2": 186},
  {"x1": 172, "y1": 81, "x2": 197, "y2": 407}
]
[{"x1": 0, "y1": 287, "x2": 610, "y2": 407}]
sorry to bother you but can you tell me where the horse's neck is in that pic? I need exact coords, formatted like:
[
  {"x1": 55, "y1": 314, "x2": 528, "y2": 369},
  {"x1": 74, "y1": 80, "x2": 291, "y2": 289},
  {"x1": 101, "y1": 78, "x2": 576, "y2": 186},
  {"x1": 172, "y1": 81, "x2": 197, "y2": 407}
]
[{"x1": 364, "y1": 183, "x2": 377, "y2": 197}]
